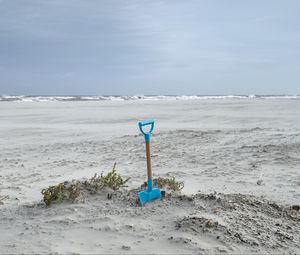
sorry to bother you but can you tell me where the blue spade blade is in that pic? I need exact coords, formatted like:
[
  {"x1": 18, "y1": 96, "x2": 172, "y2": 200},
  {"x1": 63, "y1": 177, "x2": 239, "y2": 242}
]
[{"x1": 138, "y1": 188, "x2": 161, "y2": 206}]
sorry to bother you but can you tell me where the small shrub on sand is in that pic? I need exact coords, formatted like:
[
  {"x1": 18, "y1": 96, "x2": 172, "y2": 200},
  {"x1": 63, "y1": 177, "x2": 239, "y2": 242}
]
[
  {"x1": 41, "y1": 183, "x2": 66, "y2": 206},
  {"x1": 66, "y1": 181, "x2": 81, "y2": 203},
  {"x1": 41, "y1": 163, "x2": 129, "y2": 206},
  {"x1": 142, "y1": 177, "x2": 184, "y2": 192},
  {"x1": 84, "y1": 163, "x2": 130, "y2": 192},
  {"x1": 41, "y1": 181, "x2": 82, "y2": 206}
]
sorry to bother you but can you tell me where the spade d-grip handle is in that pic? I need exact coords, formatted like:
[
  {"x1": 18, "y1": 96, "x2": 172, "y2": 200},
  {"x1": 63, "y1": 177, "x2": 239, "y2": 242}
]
[{"x1": 138, "y1": 119, "x2": 154, "y2": 142}]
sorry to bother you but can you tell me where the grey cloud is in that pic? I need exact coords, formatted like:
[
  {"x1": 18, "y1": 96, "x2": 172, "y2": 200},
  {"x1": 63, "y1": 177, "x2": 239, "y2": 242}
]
[{"x1": 0, "y1": 0, "x2": 299, "y2": 95}]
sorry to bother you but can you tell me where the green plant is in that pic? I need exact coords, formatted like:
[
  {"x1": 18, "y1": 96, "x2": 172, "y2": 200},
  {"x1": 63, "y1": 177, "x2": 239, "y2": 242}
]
[
  {"x1": 41, "y1": 183, "x2": 66, "y2": 206},
  {"x1": 84, "y1": 163, "x2": 130, "y2": 191},
  {"x1": 41, "y1": 163, "x2": 129, "y2": 206},
  {"x1": 142, "y1": 177, "x2": 184, "y2": 192},
  {"x1": 66, "y1": 181, "x2": 81, "y2": 203},
  {"x1": 41, "y1": 181, "x2": 83, "y2": 206}
]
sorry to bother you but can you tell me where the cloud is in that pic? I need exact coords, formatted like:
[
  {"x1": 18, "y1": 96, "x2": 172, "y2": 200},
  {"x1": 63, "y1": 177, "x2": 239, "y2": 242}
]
[{"x1": 0, "y1": 0, "x2": 299, "y2": 95}]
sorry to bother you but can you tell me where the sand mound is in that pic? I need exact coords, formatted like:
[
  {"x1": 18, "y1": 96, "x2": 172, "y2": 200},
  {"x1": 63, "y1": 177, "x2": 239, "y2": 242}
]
[
  {"x1": 174, "y1": 193, "x2": 299, "y2": 253},
  {"x1": 1, "y1": 185, "x2": 299, "y2": 254}
]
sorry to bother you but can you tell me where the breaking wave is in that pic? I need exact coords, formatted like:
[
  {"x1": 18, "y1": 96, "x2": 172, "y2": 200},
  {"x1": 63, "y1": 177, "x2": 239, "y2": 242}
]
[{"x1": 0, "y1": 95, "x2": 300, "y2": 102}]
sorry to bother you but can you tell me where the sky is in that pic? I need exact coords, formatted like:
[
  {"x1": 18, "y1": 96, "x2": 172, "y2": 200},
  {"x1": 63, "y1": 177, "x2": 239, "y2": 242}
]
[{"x1": 0, "y1": 0, "x2": 299, "y2": 95}]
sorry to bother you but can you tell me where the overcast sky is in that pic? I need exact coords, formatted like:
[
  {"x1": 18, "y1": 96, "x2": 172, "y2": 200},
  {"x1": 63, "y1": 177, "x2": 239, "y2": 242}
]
[{"x1": 0, "y1": 0, "x2": 299, "y2": 95}]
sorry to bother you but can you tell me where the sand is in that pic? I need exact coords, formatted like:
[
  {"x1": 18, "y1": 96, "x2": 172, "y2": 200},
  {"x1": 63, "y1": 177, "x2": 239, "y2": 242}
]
[{"x1": 0, "y1": 99, "x2": 299, "y2": 254}]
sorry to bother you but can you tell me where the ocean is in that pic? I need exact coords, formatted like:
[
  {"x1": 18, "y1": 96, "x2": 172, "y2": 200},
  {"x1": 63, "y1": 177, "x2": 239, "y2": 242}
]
[{"x1": 1, "y1": 94, "x2": 300, "y2": 102}]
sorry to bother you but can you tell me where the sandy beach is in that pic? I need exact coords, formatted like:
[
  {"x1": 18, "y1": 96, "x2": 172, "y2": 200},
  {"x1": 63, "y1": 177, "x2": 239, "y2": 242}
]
[{"x1": 0, "y1": 98, "x2": 299, "y2": 254}]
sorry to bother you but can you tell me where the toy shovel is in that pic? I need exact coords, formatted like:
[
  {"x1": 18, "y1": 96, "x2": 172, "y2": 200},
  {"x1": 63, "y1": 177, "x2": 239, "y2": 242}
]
[{"x1": 138, "y1": 119, "x2": 161, "y2": 206}]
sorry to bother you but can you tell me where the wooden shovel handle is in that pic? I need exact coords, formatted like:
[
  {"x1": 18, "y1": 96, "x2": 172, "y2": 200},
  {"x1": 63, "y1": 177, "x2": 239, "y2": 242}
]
[{"x1": 146, "y1": 141, "x2": 152, "y2": 179}]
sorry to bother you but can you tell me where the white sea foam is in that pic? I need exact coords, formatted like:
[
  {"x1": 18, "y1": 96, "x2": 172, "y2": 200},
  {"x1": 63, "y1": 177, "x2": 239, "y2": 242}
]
[{"x1": 0, "y1": 94, "x2": 299, "y2": 102}]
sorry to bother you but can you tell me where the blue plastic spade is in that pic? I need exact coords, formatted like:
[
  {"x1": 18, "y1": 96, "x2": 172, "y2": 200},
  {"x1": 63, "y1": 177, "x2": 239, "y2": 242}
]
[{"x1": 138, "y1": 119, "x2": 161, "y2": 206}]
